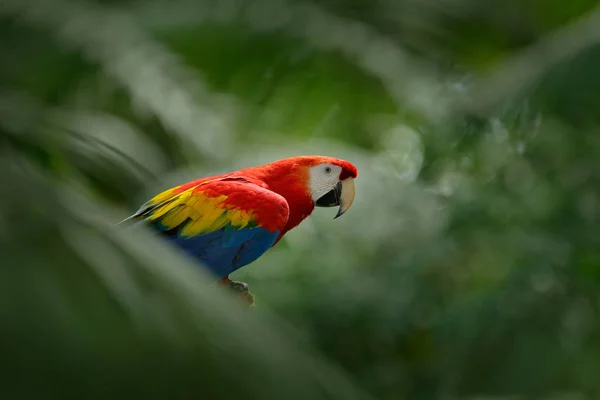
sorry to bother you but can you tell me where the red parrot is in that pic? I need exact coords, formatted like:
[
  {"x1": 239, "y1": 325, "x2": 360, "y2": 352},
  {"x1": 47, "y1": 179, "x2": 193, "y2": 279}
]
[{"x1": 123, "y1": 155, "x2": 358, "y2": 296}]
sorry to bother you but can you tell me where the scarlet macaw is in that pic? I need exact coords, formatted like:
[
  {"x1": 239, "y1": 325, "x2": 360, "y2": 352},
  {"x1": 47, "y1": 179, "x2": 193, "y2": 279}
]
[{"x1": 123, "y1": 155, "x2": 358, "y2": 298}]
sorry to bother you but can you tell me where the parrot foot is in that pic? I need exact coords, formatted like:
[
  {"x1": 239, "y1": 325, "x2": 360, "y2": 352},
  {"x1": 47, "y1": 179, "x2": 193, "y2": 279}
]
[
  {"x1": 228, "y1": 280, "x2": 249, "y2": 293},
  {"x1": 217, "y1": 277, "x2": 255, "y2": 308}
]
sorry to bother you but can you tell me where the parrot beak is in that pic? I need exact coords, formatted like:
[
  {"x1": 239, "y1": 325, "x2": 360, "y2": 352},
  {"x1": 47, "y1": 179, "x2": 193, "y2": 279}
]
[
  {"x1": 315, "y1": 177, "x2": 356, "y2": 219},
  {"x1": 334, "y1": 177, "x2": 356, "y2": 219}
]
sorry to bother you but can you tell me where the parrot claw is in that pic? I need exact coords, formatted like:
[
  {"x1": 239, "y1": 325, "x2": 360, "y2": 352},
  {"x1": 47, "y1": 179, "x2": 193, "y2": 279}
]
[
  {"x1": 216, "y1": 277, "x2": 255, "y2": 308},
  {"x1": 228, "y1": 280, "x2": 249, "y2": 293},
  {"x1": 228, "y1": 280, "x2": 255, "y2": 307}
]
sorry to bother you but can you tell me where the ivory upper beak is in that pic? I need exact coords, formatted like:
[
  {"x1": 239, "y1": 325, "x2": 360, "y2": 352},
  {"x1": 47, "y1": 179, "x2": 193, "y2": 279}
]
[{"x1": 334, "y1": 177, "x2": 356, "y2": 219}]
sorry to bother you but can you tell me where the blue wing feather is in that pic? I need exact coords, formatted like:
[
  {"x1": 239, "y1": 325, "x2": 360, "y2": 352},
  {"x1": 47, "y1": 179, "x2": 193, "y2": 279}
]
[{"x1": 162, "y1": 224, "x2": 280, "y2": 278}]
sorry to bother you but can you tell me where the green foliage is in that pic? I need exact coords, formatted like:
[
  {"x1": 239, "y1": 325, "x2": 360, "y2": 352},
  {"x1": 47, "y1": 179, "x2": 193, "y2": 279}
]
[{"x1": 2, "y1": 0, "x2": 600, "y2": 399}]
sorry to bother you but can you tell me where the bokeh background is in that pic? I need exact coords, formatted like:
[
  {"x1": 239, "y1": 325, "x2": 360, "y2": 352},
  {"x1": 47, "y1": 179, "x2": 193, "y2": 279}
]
[{"x1": 2, "y1": 0, "x2": 600, "y2": 399}]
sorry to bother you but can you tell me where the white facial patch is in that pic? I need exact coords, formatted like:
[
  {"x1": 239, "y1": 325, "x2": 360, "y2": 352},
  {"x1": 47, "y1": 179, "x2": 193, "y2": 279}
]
[{"x1": 308, "y1": 163, "x2": 343, "y2": 201}]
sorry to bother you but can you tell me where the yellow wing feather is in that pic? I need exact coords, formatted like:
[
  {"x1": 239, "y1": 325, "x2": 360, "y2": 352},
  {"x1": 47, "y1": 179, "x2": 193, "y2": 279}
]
[{"x1": 137, "y1": 185, "x2": 256, "y2": 237}]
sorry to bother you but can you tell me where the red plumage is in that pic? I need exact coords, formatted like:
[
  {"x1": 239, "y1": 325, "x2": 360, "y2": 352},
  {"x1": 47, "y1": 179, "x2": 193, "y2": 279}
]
[{"x1": 164, "y1": 155, "x2": 358, "y2": 244}]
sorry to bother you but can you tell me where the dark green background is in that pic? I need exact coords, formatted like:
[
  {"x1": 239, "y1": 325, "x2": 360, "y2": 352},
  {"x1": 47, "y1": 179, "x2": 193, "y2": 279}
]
[{"x1": 2, "y1": 0, "x2": 600, "y2": 399}]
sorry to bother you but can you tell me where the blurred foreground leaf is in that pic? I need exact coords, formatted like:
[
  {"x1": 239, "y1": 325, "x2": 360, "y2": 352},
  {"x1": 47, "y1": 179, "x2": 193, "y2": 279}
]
[
  {"x1": 0, "y1": 150, "x2": 371, "y2": 400},
  {"x1": 3, "y1": 0, "x2": 600, "y2": 399}
]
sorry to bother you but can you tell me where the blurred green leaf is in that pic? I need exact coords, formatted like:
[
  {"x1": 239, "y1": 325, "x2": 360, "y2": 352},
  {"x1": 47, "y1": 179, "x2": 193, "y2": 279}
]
[{"x1": 3, "y1": 0, "x2": 600, "y2": 399}]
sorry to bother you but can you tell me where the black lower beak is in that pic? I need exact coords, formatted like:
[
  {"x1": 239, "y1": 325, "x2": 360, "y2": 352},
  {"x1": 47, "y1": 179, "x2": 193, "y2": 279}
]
[{"x1": 315, "y1": 181, "x2": 342, "y2": 207}]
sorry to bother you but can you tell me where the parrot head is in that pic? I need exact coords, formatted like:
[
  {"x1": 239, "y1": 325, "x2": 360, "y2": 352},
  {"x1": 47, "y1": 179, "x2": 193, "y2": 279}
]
[
  {"x1": 307, "y1": 159, "x2": 357, "y2": 219},
  {"x1": 245, "y1": 155, "x2": 358, "y2": 224}
]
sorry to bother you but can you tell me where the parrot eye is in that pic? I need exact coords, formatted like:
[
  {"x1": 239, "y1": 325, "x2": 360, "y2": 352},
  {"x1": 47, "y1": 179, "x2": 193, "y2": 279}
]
[{"x1": 324, "y1": 166, "x2": 332, "y2": 174}]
